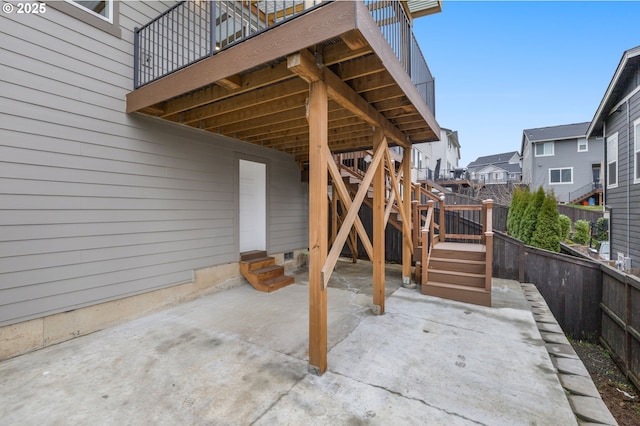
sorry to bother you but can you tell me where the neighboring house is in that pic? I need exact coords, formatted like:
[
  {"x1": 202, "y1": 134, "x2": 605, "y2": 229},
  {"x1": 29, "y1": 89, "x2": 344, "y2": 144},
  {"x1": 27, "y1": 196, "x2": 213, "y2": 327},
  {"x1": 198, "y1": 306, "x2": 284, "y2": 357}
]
[
  {"x1": 0, "y1": 0, "x2": 441, "y2": 373},
  {"x1": 521, "y1": 122, "x2": 603, "y2": 204},
  {"x1": 467, "y1": 151, "x2": 521, "y2": 185},
  {"x1": 410, "y1": 127, "x2": 461, "y2": 182},
  {"x1": 587, "y1": 45, "x2": 640, "y2": 271}
]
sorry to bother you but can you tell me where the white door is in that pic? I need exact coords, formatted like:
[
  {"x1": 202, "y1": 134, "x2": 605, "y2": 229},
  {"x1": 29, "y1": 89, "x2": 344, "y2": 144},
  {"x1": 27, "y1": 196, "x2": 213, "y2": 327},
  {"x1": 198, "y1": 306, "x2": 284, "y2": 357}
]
[{"x1": 239, "y1": 160, "x2": 266, "y2": 253}]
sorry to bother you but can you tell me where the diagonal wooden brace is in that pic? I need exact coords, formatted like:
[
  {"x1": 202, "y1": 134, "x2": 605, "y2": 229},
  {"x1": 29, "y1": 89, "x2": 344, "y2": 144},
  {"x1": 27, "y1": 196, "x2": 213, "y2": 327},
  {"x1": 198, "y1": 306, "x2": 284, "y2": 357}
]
[
  {"x1": 326, "y1": 148, "x2": 374, "y2": 261},
  {"x1": 384, "y1": 149, "x2": 413, "y2": 252},
  {"x1": 321, "y1": 137, "x2": 387, "y2": 288}
]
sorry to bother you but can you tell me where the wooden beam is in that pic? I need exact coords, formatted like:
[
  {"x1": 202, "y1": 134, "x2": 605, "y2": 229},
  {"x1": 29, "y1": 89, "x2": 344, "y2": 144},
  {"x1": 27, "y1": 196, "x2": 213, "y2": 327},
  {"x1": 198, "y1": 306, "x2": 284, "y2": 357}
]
[
  {"x1": 308, "y1": 79, "x2": 328, "y2": 376},
  {"x1": 182, "y1": 78, "x2": 307, "y2": 125},
  {"x1": 215, "y1": 75, "x2": 243, "y2": 90},
  {"x1": 321, "y1": 137, "x2": 386, "y2": 289},
  {"x1": 324, "y1": 65, "x2": 409, "y2": 148},
  {"x1": 402, "y1": 145, "x2": 412, "y2": 285},
  {"x1": 372, "y1": 129, "x2": 385, "y2": 314},
  {"x1": 288, "y1": 49, "x2": 409, "y2": 148},
  {"x1": 334, "y1": 54, "x2": 386, "y2": 81},
  {"x1": 340, "y1": 29, "x2": 368, "y2": 51},
  {"x1": 287, "y1": 49, "x2": 323, "y2": 83},
  {"x1": 161, "y1": 61, "x2": 293, "y2": 118},
  {"x1": 202, "y1": 93, "x2": 308, "y2": 130},
  {"x1": 322, "y1": 40, "x2": 372, "y2": 66}
]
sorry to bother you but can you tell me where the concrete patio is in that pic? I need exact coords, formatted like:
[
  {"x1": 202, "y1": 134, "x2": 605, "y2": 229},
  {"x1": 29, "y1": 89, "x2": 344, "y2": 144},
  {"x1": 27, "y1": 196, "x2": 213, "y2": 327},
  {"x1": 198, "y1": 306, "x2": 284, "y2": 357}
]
[{"x1": 0, "y1": 260, "x2": 597, "y2": 425}]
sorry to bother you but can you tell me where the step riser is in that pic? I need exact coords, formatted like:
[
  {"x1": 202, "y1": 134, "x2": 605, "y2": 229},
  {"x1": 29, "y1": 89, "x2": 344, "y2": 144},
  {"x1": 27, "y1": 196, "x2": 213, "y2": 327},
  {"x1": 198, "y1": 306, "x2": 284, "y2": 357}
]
[
  {"x1": 256, "y1": 266, "x2": 285, "y2": 281},
  {"x1": 429, "y1": 260, "x2": 485, "y2": 275},
  {"x1": 263, "y1": 276, "x2": 295, "y2": 293},
  {"x1": 428, "y1": 271, "x2": 485, "y2": 288},
  {"x1": 246, "y1": 258, "x2": 275, "y2": 271},
  {"x1": 431, "y1": 249, "x2": 485, "y2": 262},
  {"x1": 422, "y1": 284, "x2": 491, "y2": 307}
]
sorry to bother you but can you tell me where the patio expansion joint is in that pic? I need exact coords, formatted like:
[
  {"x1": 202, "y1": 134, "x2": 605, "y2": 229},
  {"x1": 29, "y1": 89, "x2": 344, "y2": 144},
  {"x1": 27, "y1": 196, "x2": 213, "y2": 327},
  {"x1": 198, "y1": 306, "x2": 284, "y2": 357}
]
[
  {"x1": 249, "y1": 373, "x2": 307, "y2": 426},
  {"x1": 329, "y1": 370, "x2": 489, "y2": 426}
]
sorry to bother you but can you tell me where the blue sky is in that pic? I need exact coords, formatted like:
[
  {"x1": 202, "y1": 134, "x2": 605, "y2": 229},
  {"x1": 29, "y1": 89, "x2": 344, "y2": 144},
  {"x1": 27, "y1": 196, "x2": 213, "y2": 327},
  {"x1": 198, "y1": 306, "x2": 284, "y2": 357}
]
[{"x1": 413, "y1": 1, "x2": 640, "y2": 166}]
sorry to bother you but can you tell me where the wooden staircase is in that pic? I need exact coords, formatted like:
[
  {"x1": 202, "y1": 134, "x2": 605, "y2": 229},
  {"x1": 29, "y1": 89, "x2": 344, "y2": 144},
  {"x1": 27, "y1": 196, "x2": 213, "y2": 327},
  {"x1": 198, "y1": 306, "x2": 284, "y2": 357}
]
[
  {"x1": 240, "y1": 250, "x2": 294, "y2": 292},
  {"x1": 422, "y1": 242, "x2": 491, "y2": 307}
]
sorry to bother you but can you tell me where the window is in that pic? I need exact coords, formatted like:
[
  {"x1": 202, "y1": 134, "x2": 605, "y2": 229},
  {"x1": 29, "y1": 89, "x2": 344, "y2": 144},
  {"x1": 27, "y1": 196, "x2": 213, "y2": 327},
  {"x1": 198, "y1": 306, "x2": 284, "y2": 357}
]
[
  {"x1": 549, "y1": 167, "x2": 573, "y2": 184},
  {"x1": 607, "y1": 133, "x2": 618, "y2": 188},
  {"x1": 535, "y1": 141, "x2": 554, "y2": 156},
  {"x1": 635, "y1": 119, "x2": 640, "y2": 183},
  {"x1": 69, "y1": 1, "x2": 112, "y2": 22},
  {"x1": 578, "y1": 138, "x2": 588, "y2": 152},
  {"x1": 50, "y1": 1, "x2": 120, "y2": 37}
]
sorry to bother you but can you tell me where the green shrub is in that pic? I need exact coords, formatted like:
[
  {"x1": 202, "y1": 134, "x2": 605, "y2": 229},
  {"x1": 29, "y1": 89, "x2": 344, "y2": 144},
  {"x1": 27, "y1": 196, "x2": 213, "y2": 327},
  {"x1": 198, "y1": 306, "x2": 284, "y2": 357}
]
[
  {"x1": 531, "y1": 192, "x2": 561, "y2": 252},
  {"x1": 595, "y1": 217, "x2": 609, "y2": 241},
  {"x1": 558, "y1": 214, "x2": 571, "y2": 241},
  {"x1": 519, "y1": 186, "x2": 545, "y2": 244},
  {"x1": 509, "y1": 187, "x2": 531, "y2": 240},
  {"x1": 573, "y1": 220, "x2": 591, "y2": 244}
]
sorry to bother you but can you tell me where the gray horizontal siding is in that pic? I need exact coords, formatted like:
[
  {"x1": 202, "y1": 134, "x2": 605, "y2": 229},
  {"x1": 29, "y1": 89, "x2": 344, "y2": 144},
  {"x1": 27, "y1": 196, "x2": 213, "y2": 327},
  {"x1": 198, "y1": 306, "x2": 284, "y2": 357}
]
[
  {"x1": 529, "y1": 137, "x2": 603, "y2": 202},
  {"x1": 0, "y1": 1, "x2": 308, "y2": 326},
  {"x1": 606, "y1": 81, "x2": 640, "y2": 268}
]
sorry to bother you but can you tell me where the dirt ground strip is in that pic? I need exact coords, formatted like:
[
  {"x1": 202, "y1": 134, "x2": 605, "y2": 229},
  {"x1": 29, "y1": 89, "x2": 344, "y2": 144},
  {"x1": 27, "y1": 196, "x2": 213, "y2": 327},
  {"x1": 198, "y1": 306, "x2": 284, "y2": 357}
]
[{"x1": 572, "y1": 340, "x2": 640, "y2": 425}]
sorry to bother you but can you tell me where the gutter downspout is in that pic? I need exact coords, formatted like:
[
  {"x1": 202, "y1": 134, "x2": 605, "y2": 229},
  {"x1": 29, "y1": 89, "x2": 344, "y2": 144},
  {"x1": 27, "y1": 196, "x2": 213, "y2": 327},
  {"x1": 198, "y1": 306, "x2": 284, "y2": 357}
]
[{"x1": 626, "y1": 99, "x2": 631, "y2": 257}]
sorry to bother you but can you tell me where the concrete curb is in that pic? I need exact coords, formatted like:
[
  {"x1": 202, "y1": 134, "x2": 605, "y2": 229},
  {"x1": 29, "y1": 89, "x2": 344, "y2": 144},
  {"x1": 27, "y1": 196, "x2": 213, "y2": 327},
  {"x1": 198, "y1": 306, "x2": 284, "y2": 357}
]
[{"x1": 520, "y1": 283, "x2": 618, "y2": 426}]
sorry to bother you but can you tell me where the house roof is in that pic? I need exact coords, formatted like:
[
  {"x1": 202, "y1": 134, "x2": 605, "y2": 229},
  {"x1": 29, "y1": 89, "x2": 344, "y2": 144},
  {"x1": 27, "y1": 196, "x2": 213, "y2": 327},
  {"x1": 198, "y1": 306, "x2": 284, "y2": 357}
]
[
  {"x1": 467, "y1": 151, "x2": 519, "y2": 169},
  {"x1": 587, "y1": 45, "x2": 640, "y2": 137},
  {"x1": 523, "y1": 122, "x2": 590, "y2": 143},
  {"x1": 475, "y1": 162, "x2": 521, "y2": 174},
  {"x1": 406, "y1": 1, "x2": 443, "y2": 18}
]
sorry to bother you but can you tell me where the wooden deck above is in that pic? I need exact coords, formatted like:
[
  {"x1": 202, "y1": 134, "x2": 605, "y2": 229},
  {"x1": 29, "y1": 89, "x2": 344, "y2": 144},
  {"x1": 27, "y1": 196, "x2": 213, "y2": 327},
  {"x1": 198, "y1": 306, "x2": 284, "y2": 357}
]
[{"x1": 126, "y1": 1, "x2": 440, "y2": 163}]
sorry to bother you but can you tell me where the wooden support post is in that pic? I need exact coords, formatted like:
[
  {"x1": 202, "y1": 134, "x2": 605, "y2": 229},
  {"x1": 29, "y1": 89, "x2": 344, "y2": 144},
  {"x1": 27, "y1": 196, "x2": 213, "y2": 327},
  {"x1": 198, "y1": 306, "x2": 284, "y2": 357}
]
[
  {"x1": 349, "y1": 227, "x2": 358, "y2": 263},
  {"x1": 402, "y1": 145, "x2": 413, "y2": 287},
  {"x1": 411, "y1": 200, "x2": 420, "y2": 283},
  {"x1": 331, "y1": 183, "x2": 337, "y2": 246},
  {"x1": 439, "y1": 197, "x2": 446, "y2": 242},
  {"x1": 414, "y1": 181, "x2": 421, "y2": 203},
  {"x1": 308, "y1": 79, "x2": 328, "y2": 375},
  {"x1": 373, "y1": 129, "x2": 385, "y2": 314},
  {"x1": 483, "y1": 199, "x2": 494, "y2": 294}
]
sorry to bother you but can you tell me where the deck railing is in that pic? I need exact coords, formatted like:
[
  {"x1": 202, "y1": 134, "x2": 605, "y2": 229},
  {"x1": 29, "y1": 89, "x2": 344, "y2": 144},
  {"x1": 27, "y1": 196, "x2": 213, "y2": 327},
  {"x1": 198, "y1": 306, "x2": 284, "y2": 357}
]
[{"x1": 133, "y1": 0, "x2": 435, "y2": 114}]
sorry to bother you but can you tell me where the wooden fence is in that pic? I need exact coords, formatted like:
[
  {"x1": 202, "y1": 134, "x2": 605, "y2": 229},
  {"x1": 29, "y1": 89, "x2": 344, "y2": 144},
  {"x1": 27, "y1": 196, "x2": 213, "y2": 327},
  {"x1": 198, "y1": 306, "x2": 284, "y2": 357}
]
[
  {"x1": 557, "y1": 204, "x2": 603, "y2": 224},
  {"x1": 600, "y1": 265, "x2": 640, "y2": 390},
  {"x1": 493, "y1": 231, "x2": 640, "y2": 390}
]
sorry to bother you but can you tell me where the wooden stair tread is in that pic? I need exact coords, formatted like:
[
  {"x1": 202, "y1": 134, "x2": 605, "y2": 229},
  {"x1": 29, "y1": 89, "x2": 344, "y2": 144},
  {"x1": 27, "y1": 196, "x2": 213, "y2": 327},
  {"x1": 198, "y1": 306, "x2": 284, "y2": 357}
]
[
  {"x1": 240, "y1": 256, "x2": 274, "y2": 265},
  {"x1": 429, "y1": 257, "x2": 485, "y2": 265},
  {"x1": 427, "y1": 268, "x2": 485, "y2": 279},
  {"x1": 240, "y1": 250, "x2": 268, "y2": 261},
  {"x1": 253, "y1": 265, "x2": 283, "y2": 274},
  {"x1": 433, "y1": 242, "x2": 485, "y2": 252}
]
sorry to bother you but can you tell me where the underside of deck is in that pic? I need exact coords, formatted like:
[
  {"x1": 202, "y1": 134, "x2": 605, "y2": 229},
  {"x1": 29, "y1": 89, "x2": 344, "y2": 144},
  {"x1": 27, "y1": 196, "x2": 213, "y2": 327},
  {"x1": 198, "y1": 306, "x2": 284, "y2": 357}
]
[{"x1": 126, "y1": 1, "x2": 440, "y2": 164}]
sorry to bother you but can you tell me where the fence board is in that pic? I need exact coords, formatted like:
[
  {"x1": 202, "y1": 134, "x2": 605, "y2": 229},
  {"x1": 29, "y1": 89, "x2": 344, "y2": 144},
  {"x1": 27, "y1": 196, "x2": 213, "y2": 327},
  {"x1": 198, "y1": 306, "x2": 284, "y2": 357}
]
[
  {"x1": 557, "y1": 205, "x2": 603, "y2": 224},
  {"x1": 600, "y1": 265, "x2": 640, "y2": 390}
]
